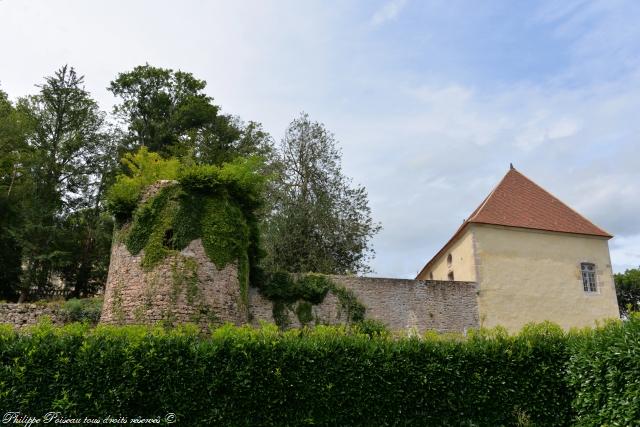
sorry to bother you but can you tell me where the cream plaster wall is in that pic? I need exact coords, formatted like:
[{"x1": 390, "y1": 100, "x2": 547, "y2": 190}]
[
  {"x1": 473, "y1": 224, "x2": 620, "y2": 332},
  {"x1": 418, "y1": 228, "x2": 477, "y2": 282}
]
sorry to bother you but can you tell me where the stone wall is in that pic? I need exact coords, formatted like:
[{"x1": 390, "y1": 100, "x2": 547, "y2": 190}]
[
  {"x1": 100, "y1": 239, "x2": 247, "y2": 327},
  {"x1": 0, "y1": 303, "x2": 65, "y2": 328},
  {"x1": 250, "y1": 277, "x2": 479, "y2": 334}
]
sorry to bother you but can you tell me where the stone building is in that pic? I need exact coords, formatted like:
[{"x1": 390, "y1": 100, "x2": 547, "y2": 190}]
[{"x1": 416, "y1": 165, "x2": 620, "y2": 332}]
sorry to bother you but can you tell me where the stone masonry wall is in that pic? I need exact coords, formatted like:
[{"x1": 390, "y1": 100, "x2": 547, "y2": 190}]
[
  {"x1": 100, "y1": 179, "x2": 248, "y2": 328},
  {"x1": 0, "y1": 304, "x2": 65, "y2": 328},
  {"x1": 250, "y1": 277, "x2": 479, "y2": 334},
  {"x1": 100, "y1": 239, "x2": 246, "y2": 327}
]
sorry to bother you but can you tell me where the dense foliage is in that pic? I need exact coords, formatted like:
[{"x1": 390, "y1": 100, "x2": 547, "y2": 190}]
[
  {"x1": 567, "y1": 315, "x2": 640, "y2": 425},
  {"x1": 0, "y1": 67, "x2": 117, "y2": 301},
  {"x1": 257, "y1": 272, "x2": 366, "y2": 327},
  {"x1": 614, "y1": 266, "x2": 640, "y2": 316},
  {"x1": 3, "y1": 316, "x2": 638, "y2": 426},
  {"x1": 107, "y1": 148, "x2": 267, "y2": 301},
  {"x1": 57, "y1": 297, "x2": 104, "y2": 324},
  {"x1": 0, "y1": 321, "x2": 580, "y2": 426},
  {"x1": 108, "y1": 64, "x2": 273, "y2": 163},
  {"x1": 262, "y1": 113, "x2": 381, "y2": 275}
]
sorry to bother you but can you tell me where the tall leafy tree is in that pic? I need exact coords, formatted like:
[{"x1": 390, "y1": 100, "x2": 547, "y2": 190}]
[
  {"x1": 14, "y1": 66, "x2": 114, "y2": 301},
  {"x1": 109, "y1": 64, "x2": 272, "y2": 163},
  {"x1": 262, "y1": 113, "x2": 381, "y2": 275},
  {"x1": 0, "y1": 89, "x2": 28, "y2": 300},
  {"x1": 615, "y1": 267, "x2": 640, "y2": 317}
]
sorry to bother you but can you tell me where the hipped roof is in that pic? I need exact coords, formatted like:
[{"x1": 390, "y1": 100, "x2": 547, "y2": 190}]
[{"x1": 417, "y1": 166, "x2": 612, "y2": 279}]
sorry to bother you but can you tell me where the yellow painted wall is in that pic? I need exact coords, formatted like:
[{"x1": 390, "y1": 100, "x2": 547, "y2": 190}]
[
  {"x1": 418, "y1": 228, "x2": 477, "y2": 282},
  {"x1": 473, "y1": 224, "x2": 620, "y2": 332}
]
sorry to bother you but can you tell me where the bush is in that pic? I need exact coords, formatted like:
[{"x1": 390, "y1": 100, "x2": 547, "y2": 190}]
[
  {"x1": 567, "y1": 314, "x2": 640, "y2": 426},
  {"x1": 106, "y1": 148, "x2": 180, "y2": 220},
  {"x1": 0, "y1": 321, "x2": 584, "y2": 426},
  {"x1": 354, "y1": 318, "x2": 389, "y2": 337},
  {"x1": 59, "y1": 297, "x2": 103, "y2": 324}
]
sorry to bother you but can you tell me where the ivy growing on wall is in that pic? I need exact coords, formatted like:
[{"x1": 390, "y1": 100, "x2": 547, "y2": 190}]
[
  {"x1": 106, "y1": 148, "x2": 366, "y2": 329},
  {"x1": 106, "y1": 148, "x2": 266, "y2": 308},
  {"x1": 258, "y1": 272, "x2": 366, "y2": 328}
]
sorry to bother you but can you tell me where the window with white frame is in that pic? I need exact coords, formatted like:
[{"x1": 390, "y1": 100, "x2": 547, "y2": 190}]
[{"x1": 581, "y1": 263, "x2": 597, "y2": 293}]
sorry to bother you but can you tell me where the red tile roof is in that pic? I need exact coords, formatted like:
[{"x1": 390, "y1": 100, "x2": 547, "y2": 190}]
[
  {"x1": 467, "y1": 166, "x2": 611, "y2": 237},
  {"x1": 416, "y1": 166, "x2": 612, "y2": 279}
]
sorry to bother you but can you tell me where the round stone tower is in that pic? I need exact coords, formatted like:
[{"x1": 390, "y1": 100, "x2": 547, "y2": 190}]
[{"x1": 101, "y1": 177, "x2": 255, "y2": 328}]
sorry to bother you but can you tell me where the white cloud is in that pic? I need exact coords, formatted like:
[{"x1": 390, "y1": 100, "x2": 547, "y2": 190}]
[
  {"x1": 371, "y1": 0, "x2": 407, "y2": 27},
  {"x1": 610, "y1": 234, "x2": 640, "y2": 272}
]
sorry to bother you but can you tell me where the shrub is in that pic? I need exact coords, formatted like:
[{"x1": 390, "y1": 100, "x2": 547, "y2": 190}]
[
  {"x1": 354, "y1": 318, "x2": 389, "y2": 337},
  {"x1": 567, "y1": 314, "x2": 640, "y2": 426},
  {"x1": 106, "y1": 148, "x2": 180, "y2": 220},
  {"x1": 59, "y1": 297, "x2": 103, "y2": 324},
  {"x1": 257, "y1": 272, "x2": 366, "y2": 327},
  {"x1": 0, "y1": 321, "x2": 581, "y2": 426}
]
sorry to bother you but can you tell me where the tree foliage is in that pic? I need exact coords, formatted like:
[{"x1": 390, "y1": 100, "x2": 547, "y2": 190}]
[
  {"x1": 109, "y1": 64, "x2": 273, "y2": 164},
  {"x1": 614, "y1": 266, "x2": 640, "y2": 316},
  {"x1": 0, "y1": 66, "x2": 117, "y2": 300},
  {"x1": 0, "y1": 90, "x2": 26, "y2": 300},
  {"x1": 262, "y1": 113, "x2": 380, "y2": 275},
  {"x1": 1, "y1": 65, "x2": 379, "y2": 301}
]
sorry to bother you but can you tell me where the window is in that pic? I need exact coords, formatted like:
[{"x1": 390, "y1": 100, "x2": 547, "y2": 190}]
[
  {"x1": 447, "y1": 253, "x2": 453, "y2": 266},
  {"x1": 447, "y1": 271, "x2": 454, "y2": 281},
  {"x1": 429, "y1": 272, "x2": 433, "y2": 280},
  {"x1": 581, "y1": 263, "x2": 597, "y2": 293}
]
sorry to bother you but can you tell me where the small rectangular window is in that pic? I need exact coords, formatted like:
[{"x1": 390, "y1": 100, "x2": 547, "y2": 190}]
[
  {"x1": 581, "y1": 263, "x2": 597, "y2": 293},
  {"x1": 447, "y1": 271, "x2": 454, "y2": 281}
]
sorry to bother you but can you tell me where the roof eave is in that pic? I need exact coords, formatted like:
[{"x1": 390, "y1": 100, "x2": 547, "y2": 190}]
[
  {"x1": 415, "y1": 221, "x2": 471, "y2": 279},
  {"x1": 469, "y1": 221, "x2": 613, "y2": 239}
]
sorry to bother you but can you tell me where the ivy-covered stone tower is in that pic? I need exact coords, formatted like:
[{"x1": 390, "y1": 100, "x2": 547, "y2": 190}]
[{"x1": 101, "y1": 150, "x2": 264, "y2": 328}]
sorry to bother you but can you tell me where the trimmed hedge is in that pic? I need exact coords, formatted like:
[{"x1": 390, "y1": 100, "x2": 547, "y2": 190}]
[
  {"x1": 0, "y1": 317, "x2": 638, "y2": 426},
  {"x1": 567, "y1": 316, "x2": 640, "y2": 426}
]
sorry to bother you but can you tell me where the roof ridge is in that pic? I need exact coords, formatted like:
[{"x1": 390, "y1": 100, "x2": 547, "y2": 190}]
[{"x1": 510, "y1": 168, "x2": 612, "y2": 237}]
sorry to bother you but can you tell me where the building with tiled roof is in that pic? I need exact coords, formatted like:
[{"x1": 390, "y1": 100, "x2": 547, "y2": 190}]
[{"x1": 416, "y1": 165, "x2": 620, "y2": 331}]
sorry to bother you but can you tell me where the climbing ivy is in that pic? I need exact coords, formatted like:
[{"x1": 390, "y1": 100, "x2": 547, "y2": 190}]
[
  {"x1": 258, "y1": 272, "x2": 366, "y2": 327},
  {"x1": 272, "y1": 301, "x2": 290, "y2": 329},
  {"x1": 106, "y1": 148, "x2": 365, "y2": 330},
  {"x1": 107, "y1": 149, "x2": 266, "y2": 309},
  {"x1": 295, "y1": 301, "x2": 314, "y2": 325},
  {"x1": 125, "y1": 185, "x2": 182, "y2": 270}
]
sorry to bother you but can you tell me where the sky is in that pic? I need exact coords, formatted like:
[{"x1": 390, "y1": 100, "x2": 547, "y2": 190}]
[{"x1": 0, "y1": 0, "x2": 639, "y2": 277}]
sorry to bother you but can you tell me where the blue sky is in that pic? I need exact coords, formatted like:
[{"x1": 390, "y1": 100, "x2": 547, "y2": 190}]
[{"x1": 1, "y1": 0, "x2": 639, "y2": 277}]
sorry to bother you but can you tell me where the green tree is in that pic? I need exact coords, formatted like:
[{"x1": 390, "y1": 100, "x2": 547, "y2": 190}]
[
  {"x1": 614, "y1": 267, "x2": 640, "y2": 316},
  {"x1": 14, "y1": 66, "x2": 115, "y2": 301},
  {"x1": 262, "y1": 113, "x2": 381, "y2": 275},
  {"x1": 109, "y1": 64, "x2": 273, "y2": 163},
  {"x1": 0, "y1": 89, "x2": 31, "y2": 300}
]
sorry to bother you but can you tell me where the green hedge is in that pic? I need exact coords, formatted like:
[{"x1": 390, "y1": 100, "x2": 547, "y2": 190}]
[
  {"x1": 567, "y1": 316, "x2": 640, "y2": 426},
  {"x1": 0, "y1": 322, "x2": 564, "y2": 426},
  {"x1": 0, "y1": 317, "x2": 638, "y2": 426}
]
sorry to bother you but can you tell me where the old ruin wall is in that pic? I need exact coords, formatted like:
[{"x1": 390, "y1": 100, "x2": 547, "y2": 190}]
[
  {"x1": 250, "y1": 277, "x2": 479, "y2": 334},
  {"x1": 99, "y1": 234, "x2": 480, "y2": 333},
  {"x1": 100, "y1": 239, "x2": 246, "y2": 326}
]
